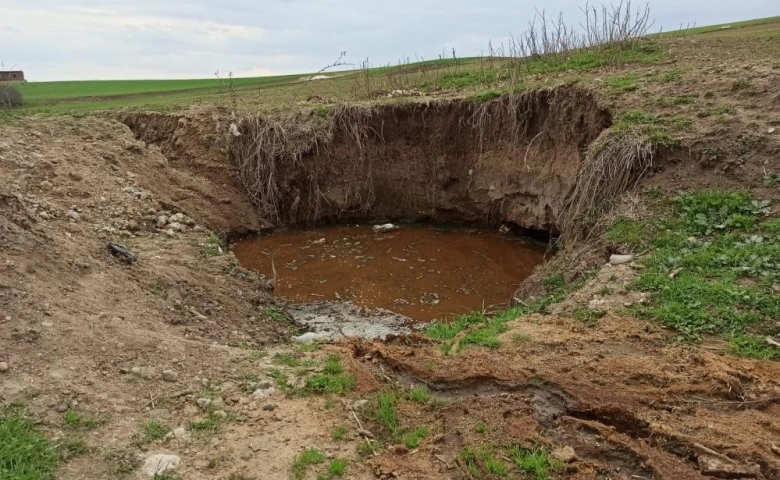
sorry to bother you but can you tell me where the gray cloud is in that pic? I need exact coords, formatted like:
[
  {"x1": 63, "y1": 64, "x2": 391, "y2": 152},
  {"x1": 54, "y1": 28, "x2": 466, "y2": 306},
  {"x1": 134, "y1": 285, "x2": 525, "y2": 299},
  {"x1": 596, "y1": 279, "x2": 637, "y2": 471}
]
[{"x1": 0, "y1": 1, "x2": 776, "y2": 80}]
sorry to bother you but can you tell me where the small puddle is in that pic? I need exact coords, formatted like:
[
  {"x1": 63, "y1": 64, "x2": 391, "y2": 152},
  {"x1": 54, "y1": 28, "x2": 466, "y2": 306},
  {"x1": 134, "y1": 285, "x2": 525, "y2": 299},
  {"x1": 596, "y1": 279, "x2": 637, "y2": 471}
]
[{"x1": 232, "y1": 225, "x2": 546, "y2": 338}]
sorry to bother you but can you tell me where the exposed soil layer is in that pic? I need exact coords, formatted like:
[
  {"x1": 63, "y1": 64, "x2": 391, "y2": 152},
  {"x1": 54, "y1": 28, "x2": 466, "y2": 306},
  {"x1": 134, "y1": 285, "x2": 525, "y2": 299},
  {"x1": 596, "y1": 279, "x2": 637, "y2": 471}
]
[
  {"x1": 243, "y1": 86, "x2": 611, "y2": 232},
  {"x1": 232, "y1": 225, "x2": 546, "y2": 321},
  {"x1": 353, "y1": 313, "x2": 780, "y2": 479}
]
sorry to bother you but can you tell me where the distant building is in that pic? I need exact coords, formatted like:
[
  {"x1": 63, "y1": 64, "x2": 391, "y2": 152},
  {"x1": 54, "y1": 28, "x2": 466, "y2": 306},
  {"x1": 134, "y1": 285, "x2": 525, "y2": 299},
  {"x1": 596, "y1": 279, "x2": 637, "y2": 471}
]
[{"x1": 0, "y1": 71, "x2": 25, "y2": 82}]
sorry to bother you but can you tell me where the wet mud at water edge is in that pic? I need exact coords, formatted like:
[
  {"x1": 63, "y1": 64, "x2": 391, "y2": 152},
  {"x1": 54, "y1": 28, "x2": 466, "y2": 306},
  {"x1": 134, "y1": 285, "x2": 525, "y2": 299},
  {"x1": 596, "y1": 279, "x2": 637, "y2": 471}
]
[{"x1": 232, "y1": 225, "x2": 547, "y2": 321}]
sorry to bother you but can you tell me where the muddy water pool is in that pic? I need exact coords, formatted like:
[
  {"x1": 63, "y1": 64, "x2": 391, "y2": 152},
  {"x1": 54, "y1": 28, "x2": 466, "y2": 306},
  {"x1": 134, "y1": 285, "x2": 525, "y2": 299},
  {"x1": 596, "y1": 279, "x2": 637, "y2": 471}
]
[{"x1": 232, "y1": 225, "x2": 546, "y2": 328}]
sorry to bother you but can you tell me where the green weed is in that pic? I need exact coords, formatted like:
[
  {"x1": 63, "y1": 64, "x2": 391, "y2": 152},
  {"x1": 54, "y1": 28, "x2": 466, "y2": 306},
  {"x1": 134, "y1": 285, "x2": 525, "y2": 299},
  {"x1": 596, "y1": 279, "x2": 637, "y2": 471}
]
[
  {"x1": 273, "y1": 352, "x2": 302, "y2": 367},
  {"x1": 305, "y1": 355, "x2": 356, "y2": 395},
  {"x1": 357, "y1": 440, "x2": 379, "y2": 456},
  {"x1": 0, "y1": 409, "x2": 59, "y2": 479},
  {"x1": 187, "y1": 412, "x2": 227, "y2": 434},
  {"x1": 729, "y1": 335, "x2": 780, "y2": 359},
  {"x1": 731, "y1": 77, "x2": 752, "y2": 91},
  {"x1": 201, "y1": 233, "x2": 223, "y2": 256},
  {"x1": 402, "y1": 427, "x2": 429, "y2": 449},
  {"x1": 143, "y1": 419, "x2": 171, "y2": 442},
  {"x1": 291, "y1": 449, "x2": 325, "y2": 480},
  {"x1": 332, "y1": 425, "x2": 348, "y2": 441},
  {"x1": 608, "y1": 190, "x2": 779, "y2": 346},
  {"x1": 469, "y1": 90, "x2": 503, "y2": 103},
  {"x1": 264, "y1": 308, "x2": 286, "y2": 322},
  {"x1": 604, "y1": 74, "x2": 639, "y2": 92},
  {"x1": 656, "y1": 94, "x2": 695, "y2": 106},
  {"x1": 406, "y1": 386, "x2": 431, "y2": 404},
  {"x1": 510, "y1": 446, "x2": 562, "y2": 480},
  {"x1": 62, "y1": 410, "x2": 99, "y2": 431}
]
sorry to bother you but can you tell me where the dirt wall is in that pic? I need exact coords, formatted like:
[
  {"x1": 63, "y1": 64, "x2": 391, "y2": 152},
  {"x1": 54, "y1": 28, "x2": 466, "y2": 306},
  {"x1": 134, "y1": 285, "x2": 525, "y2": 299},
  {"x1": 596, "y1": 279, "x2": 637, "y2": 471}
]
[{"x1": 123, "y1": 85, "x2": 611, "y2": 234}]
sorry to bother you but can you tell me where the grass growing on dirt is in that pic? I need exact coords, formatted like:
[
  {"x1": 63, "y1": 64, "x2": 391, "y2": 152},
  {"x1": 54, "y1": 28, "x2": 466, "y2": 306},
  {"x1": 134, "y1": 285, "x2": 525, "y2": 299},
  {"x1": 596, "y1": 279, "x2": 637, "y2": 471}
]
[
  {"x1": 62, "y1": 410, "x2": 99, "y2": 430},
  {"x1": 143, "y1": 420, "x2": 171, "y2": 442},
  {"x1": 509, "y1": 446, "x2": 563, "y2": 480},
  {"x1": 305, "y1": 355, "x2": 357, "y2": 395},
  {"x1": 1, "y1": 408, "x2": 59, "y2": 480},
  {"x1": 291, "y1": 449, "x2": 325, "y2": 480},
  {"x1": 406, "y1": 386, "x2": 431, "y2": 404},
  {"x1": 425, "y1": 277, "x2": 572, "y2": 352},
  {"x1": 362, "y1": 391, "x2": 430, "y2": 449},
  {"x1": 606, "y1": 190, "x2": 779, "y2": 356},
  {"x1": 201, "y1": 233, "x2": 223, "y2": 256}
]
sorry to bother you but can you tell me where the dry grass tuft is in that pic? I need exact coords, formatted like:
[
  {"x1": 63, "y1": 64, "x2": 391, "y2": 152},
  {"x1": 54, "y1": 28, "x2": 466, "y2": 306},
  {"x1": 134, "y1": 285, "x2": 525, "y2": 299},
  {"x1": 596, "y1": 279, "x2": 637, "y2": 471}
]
[{"x1": 561, "y1": 127, "x2": 655, "y2": 243}]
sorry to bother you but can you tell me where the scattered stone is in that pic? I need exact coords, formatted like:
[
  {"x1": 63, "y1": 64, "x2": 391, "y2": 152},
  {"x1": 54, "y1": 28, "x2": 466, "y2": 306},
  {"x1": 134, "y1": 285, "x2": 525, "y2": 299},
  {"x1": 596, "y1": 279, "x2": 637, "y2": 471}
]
[
  {"x1": 107, "y1": 243, "x2": 137, "y2": 264},
  {"x1": 65, "y1": 210, "x2": 80, "y2": 222},
  {"x1": 769, "y1": 127, "x2": 776, "y2": 134},
  {"x1": 196, "y1": 398, "x2": 212, "y2": 409},
  {"x1": 55, "y1": 403, "x2": 69, "y2": 413},
  {"x1": 213, "y1": 410, "x2": 228, "y2": 419},
  {"x1": 171, "y1": 427, "x2": 189, "y2": 439},
  {"x1": 156, "y1": 215, "x2": 168, "y2": 227},
  {"x1": 373, "y1": 223, "x2": 399, "y2": 233},
  {"x1": 40, "y1": 321, "x2": 54, "y2": 328},
  {"x1": 131, "y1": 367, "x2": 155, "y2": 379},
  {"x1": 552, "y1": 446, "x2": 577, "y2": 464},
  {"x1": 162, "y1": 370, "x2": 179, "y2": 382},
  {"x1": 255, "y1": 380, "x2": 273, "y2": 390},
  {"x1": 609, "y1": 254, "x2": 634, "y2": 265},
  {"x1": 168, "y1": 222, "x2": 184, "y2": 232},
  {"x1": 211, "y1": 397, "x2": 225, "y2": 408},
  {"x1": 252, "y1": 387, "x2": 276, "y2": 398},
  {"x1": 262, "y1": 402, "x2": 276, "y2": 411},
  {"x1": 0, "y1": 362, "x2": 8, "y2": 373},
  {"x1": 351, "y1": 399, "x2": 368, "y2": 411},
  {"x1": 119, "y1": 367, "x2": 131, "y2": 374},
  {"x1": 170, "y1": 213, "x2": 185, "y2": 223},
  {"x1": 141, "y1": 454, "x2": 181, "y2": 478},
  {"x1": 201, "y1": 377, "x2": 210, "y2": 387},
  {"x1": 40, "y1": 180, "x2": 53, "y2": 190}
]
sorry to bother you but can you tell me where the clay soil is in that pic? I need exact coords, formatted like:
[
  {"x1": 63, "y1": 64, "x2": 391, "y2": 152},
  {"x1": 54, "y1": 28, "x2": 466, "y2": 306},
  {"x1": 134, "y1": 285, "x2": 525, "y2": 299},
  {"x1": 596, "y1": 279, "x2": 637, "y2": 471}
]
[{"x1": 2, "y1": 30, "x2": 780, "y2": 480}]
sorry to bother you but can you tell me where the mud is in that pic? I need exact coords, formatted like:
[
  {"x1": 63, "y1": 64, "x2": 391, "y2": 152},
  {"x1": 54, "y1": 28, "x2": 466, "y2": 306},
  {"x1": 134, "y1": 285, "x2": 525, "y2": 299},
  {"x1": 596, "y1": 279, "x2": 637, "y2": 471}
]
[
  {"x1": 286, "y1": 301, "x2": 421, "y2": 341},
  {"x1": 233, "y1": 225, "x2": 546, "y2": 321}
]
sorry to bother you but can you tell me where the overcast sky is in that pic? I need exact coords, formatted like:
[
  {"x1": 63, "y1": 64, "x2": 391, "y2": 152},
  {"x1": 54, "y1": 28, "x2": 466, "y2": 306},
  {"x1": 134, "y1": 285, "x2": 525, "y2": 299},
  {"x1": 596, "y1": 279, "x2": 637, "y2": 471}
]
[{"x1": 0, "y1": 1, "x2": 776, "y2": 81}]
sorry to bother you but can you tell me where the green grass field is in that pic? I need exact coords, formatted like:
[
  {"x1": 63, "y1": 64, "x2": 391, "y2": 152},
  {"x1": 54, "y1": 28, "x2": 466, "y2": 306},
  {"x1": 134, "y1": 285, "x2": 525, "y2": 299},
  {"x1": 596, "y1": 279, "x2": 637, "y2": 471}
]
[{"x1": 1, "y1": 15, "x2": 778, "y2": 115}]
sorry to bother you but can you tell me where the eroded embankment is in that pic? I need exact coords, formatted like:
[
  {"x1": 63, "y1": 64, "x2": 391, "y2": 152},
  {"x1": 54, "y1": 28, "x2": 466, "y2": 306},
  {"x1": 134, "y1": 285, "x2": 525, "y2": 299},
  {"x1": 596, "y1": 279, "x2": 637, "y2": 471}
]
[{"x1": 123, "y1": 85, "x2": 612, "y2": 234}]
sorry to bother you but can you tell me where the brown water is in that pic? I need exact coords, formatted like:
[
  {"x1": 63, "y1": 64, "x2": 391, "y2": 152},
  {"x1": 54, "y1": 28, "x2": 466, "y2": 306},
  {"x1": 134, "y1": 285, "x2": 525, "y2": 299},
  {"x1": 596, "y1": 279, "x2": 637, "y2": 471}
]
[{"x1": 232, "y1": 225, "x2": 546, "y2": 321}]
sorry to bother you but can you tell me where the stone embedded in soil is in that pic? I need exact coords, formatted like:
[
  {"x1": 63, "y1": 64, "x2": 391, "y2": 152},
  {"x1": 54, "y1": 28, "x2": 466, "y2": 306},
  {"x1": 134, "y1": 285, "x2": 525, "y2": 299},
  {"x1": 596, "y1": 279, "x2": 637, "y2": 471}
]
[
  {"x1": 262, "y1": 402, "x2": 276, "y2": 411},
  {"x1": 196, "y1": 398, "x2": 212, "y2": 409},
  {"x1": 254, "y1": 380, "x2": 272, "y2": 390},
  {"x1": 213, "y1": 410, "x2": 228, "y2": 419},
  {"x1": 697, "y1": 454, "x2": 761, "y2": 479},
  {"x1": 142, "y1": 453, "x2": 181, "y2": 478},
  {"x1": 609, "y1": 254, "x2": 634, "y2": 265},
  {"x1": 162, "y1": 370, "x2": 179, "y2": 382},
  {"x1": 252, "y1": 387, "x2": 276, "y2": 398},
  {"x1": 0, "y1": 361, "x2": 8, "y2": 373},
  {"x1": 551, "y1": 446, "x2": 577, "y2": 464}
]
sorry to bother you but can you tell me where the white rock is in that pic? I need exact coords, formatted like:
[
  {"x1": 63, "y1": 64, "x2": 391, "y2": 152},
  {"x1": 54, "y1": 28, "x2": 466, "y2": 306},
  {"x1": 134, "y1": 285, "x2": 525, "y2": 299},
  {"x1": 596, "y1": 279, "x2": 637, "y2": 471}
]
[
  {"x1": 609, "y1": 254, "x2": 634, "y2": 265},
  {"x1": 156, "y1": 215, "x2": 168, "y2": 226},
  {"x1": 168, "y1": 222, "x2": 184, "y2": 232},
  {"x1": 0, "y1": 362, "x2": 8, "y2": 373},
  {"x1": 196, "y1": 398, "x2": 212, "y2": 409},
  {"x1": 41, "y1": 321, "x2": 54, "y2": 328},
  {"x1": 769, "y1": 127, "x2": 776, "y2": 134},
  {"x1": 293, "y1": 332, "x2": 333, "y2": 344},
  {"x1": 172, "y1": 427, "x2": 189, "y2": 439},
  {"x1": 373, "y1": 223, "x2": 399, "y2": 233},
  {"x1": 65, "y1": 210, "x2": 80, "y2": 221},
  {"x1": 141, "y1": 454, "x2": 180, "y2": 477},
  {"x1": 170, "y1": 213, "x2": 185, "y2": 223},
  {"x1": 252, "y1": 387, "x2": 276, "y2": 398}
]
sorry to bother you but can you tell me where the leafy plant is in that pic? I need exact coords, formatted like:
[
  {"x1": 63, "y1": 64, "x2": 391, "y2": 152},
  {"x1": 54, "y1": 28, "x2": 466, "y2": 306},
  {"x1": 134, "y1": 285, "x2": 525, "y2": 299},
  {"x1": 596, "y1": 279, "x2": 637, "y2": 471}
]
[
  {"x1": 406, "y1": 386, "x2": 431, "y2": 404},
  {"x1": 201, "y1": 233, "x2": 223, "y2": 256}
]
